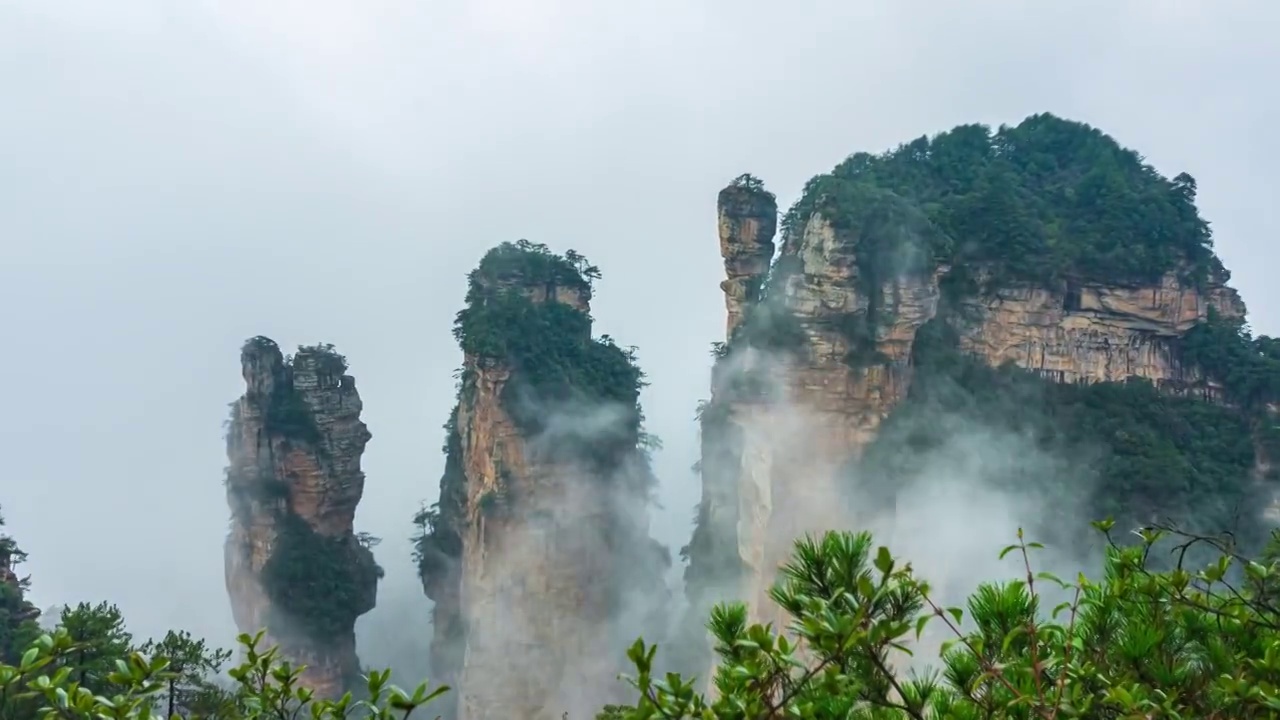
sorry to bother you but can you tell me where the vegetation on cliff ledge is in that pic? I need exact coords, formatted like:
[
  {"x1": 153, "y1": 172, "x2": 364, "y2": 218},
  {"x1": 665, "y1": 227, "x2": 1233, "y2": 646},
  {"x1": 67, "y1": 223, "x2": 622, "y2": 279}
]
[
  {"x1": 226, "y1": 337, "x2": 381, "y2": 667},
  {"x1": 421, "y1": 238, "x2": 663, "y2": 544},
  {"x1": 720, "y1": 114, "x2": 1230, "y2": 367},
  {"x1": 704, "y1": 116, "x2": 1277, "y2": 552},
  {"x1": 239, "y1": 337, "x2": 351, "y2": 447},
  {"x1": 853, "y1": 295, "x2": 1280, "y2": 559},
  {"x1": 411, "y1": 406, "x2": 466, "y2": 589},
  {"x1": 260, "y1": 514, "x2": 382, "y2": 647},
  {"x1": 414, "y1": 241, "x2": 669, "y2": 720},
  {"x1": 1183, "y1": 310, "x2": 1280, "y2": 413},
  {"x1": 860, "y1": 320, "x2": 1270, "y2": 553},
  {"x1": 452, "y1": 239, "x2": 652, "y2": 452},
  {"x1": 782, "y1": 112, "x2": 1223, "y2": 290},
  {"x1": 690, "y1": 115, "x2": 1280, "y2": 670}
]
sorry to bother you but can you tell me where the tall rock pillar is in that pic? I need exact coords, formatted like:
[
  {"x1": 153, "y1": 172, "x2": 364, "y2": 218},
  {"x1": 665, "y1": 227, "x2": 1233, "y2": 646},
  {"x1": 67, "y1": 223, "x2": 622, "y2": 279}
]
[
  {"x1": 415, "y1": 241, "x2": 669, "y2": 720},
  {"x1": 224, "y1": 337, "x2": 381, "y2": 699},
  {"x1": 718, "y1": 175, "x2": 778, "y2": 339}
]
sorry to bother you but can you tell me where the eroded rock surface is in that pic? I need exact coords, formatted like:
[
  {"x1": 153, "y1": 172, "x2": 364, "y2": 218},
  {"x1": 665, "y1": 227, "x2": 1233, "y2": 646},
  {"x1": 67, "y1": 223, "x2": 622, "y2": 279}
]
[
  {"x1": 959, "y1": 271, "x2": 1243, "y2": 392},
  {"x1": 719, "y1": 180, "x2": 778, "y2": 338},
  {"x1": 688, "y1": 177, "x2": 1250, "y2": 644},
  {"x1": 224, "y1": 337, "x2": 379, "y2": 699},
  {"x1": 417, "y1": 242, "x2": 668, "y2": 720}
]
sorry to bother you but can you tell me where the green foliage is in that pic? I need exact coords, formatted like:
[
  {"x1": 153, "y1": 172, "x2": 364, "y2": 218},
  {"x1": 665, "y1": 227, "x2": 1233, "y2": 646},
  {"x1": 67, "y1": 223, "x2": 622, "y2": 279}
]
[
  {"x1": 720, "y1": 114, "x2": 1233, "y2": 371},
  {"x1": 861, "y1": 321, "x2": 1266, "y2": 553},
  {"x1": 729, "y1": 173, "x2": 774, "y2": 199},
  {"x1": 609, "y1": 524, "x2": 1280, "y2": 719},
  {"x1": 259, "y1": 515, "x2": 382, "y2": 647},
  {"x1": 295, "y1": 343, "x2": 349, "y2": 378},
  {"x1": 222, "y1": 467, "x2": 290, "y2": 511},
  {"x1": 1183, "y1": 309, "x2": 1280, "y2": 411},
  {"x1": 0, "y1": 628, "x2": 448, "y2": 719},
  {"x1": 243, "y1": 338, "x2": 351, "y2": 446},
  {"x1": 412, "y1": 407, "x2": 467, "y2": 587},
  {"x1": 55, "y1": 602, "x2": 134, "y2": 698},
  {"x1": 782, "y1": 113, "x2": 1223, "y2": 290},
  {"x1": 419, "y1": 241, "x2": 669, "y2": 720},
  {"x1": 238, "y1": 336, "x2": 317, "y2": 442},
  {"x1": 136, "y1": 630, "x2": 235, "y2": 718},
  {"x1": 1182, "y1": 310, "x2": 1280, "y2": 465},
  {"x1": 262, "y1": 386, "x2": 318, "y2": 443},
  {"x1": 0, "y1": 508, "x2": 39, "y2": 666},
  {"x1": 464, "y1": 238, "x2": 600, "y2": 303},
  {"x1": 230, "y1": 338, "x2": 380, "y2": 665},
  {"x1": 0, "y1": 494, "x2": 437, "y2": 718},
  {"x1": 452, "y1": 240, "x2": 651, "y2": 462}
]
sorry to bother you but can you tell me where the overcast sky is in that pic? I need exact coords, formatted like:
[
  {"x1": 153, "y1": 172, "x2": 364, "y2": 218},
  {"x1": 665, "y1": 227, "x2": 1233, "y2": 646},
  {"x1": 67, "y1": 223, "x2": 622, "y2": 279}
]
[{"x1": 1, "y1": 0, "x2": 1277, "y2": 659}]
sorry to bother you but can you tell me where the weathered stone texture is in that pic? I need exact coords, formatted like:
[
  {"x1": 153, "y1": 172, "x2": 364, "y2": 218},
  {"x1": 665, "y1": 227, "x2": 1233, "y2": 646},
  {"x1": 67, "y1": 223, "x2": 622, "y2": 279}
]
[
  {"x1": 699, "y1": 182, "x2": 1247, "y2": 632},
  {"x1": 718, "y1": 184, "x2": 779, "y2": 339},
  {"x1": 428, "y1": 272, "x2": 666, "y2": 720},
  {"x1": 224, "y1": 338, "x2": 376, "y2": 700}
]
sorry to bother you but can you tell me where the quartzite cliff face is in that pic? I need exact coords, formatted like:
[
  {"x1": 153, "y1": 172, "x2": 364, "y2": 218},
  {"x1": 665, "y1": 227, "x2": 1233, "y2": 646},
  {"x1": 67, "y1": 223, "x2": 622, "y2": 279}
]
[
  {"x1": 416, "y1": 242, "x2": 669, "y2": 720},
  {"x1": 684, "y1": 116, "x2": 1269, "y2": 660},
  {"x1": 224, "y1": 337, "x2": 380, "y2": 699}
]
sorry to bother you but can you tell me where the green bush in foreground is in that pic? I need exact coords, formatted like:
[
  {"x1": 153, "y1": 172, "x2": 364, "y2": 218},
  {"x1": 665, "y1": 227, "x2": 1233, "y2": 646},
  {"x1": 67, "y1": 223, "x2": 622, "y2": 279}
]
[
  {"x1": 5, "y1": 521, "x2": 1280, "y2": 718},
  {"x1": 608, "y1": 522, "x2": 1280, "y2": 719},
  {"x1": 0, "y1": 629, "x2": 447, "y2": 720}
]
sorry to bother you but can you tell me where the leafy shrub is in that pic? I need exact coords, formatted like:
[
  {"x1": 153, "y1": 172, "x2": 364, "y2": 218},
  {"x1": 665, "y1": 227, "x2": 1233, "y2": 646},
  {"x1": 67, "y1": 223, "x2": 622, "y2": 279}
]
[
  {"x1": 0, "y1": 629, "x2": 447, "y2": 719},
  {"x1": 608, "y1": 522, "x2": 1280, "y2": 719},
  {"x1": 259, "y1": 515, "x2": 382, "y2": 646}
]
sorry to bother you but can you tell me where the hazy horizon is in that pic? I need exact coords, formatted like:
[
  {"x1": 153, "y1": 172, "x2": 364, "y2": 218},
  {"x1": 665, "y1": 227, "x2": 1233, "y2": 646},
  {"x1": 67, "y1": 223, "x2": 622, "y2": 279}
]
[{"x1": 3, "y1": 0, "x2": 1278, "y2": 673}]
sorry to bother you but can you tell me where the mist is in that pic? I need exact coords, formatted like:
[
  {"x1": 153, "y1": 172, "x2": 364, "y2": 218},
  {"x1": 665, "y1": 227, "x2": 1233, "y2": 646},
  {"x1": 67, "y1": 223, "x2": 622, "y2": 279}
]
[
  {"x1": 667, "y1": 335, "x2": 1100, "y2": 688},
  {"x1": 1, "y1": 0, "x2": 1279, "y2": 705}
]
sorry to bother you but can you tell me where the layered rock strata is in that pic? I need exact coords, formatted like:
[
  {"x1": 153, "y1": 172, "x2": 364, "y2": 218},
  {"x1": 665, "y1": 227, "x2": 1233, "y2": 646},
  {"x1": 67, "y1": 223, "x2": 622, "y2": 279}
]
[
  {"x1": 224, "y1": 337, "x2": 380, "y2": 699},
  {"x1": 959, "y1": 272, "x2": 1243, "y2": 393},
  {"x1": 417, "y1": 242, "x2": 668, "y2": 720},
  {"x1": 719, "y1": 178, "x2": 778, "y2": 339},
  {"x1": 687, "y1": 177, "x2": 1250, "y2": 653}
]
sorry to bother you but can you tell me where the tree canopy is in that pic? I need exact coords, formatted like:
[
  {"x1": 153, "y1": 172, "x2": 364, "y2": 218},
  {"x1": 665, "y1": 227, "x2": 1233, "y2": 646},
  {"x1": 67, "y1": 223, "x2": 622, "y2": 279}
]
[
  {"x1": 8, "y1": 520, "x2": 1280, "y2": 718},
  {"x1": 605, "y1": 523, "x2": 1280, "y2": 719},
  {"x1": 781, "y1": 113, "x2": 1224, "y2": 289},
  {"x1": 452, "y1": 240, "x2": 647, "y2": 442}
]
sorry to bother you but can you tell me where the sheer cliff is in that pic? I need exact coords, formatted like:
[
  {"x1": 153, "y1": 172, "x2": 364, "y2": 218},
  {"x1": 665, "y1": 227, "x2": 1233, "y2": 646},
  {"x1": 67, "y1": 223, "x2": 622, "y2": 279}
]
[
  {"x1": 224, "y1": 337, "x2": 382, "y2": 699},
  {"x1": 414, "y1": 240, "x2": 670, "y2": 720},
  {"x1": 683, "y1": 114, "x2": 1280, "y2": 671}
]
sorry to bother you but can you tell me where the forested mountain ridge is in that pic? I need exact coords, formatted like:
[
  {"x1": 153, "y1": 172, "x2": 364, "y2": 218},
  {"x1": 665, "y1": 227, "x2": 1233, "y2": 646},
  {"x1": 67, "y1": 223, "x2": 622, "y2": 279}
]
[{"x1": 682, "y1": 112, "x2": 1280, "y2": 678}]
